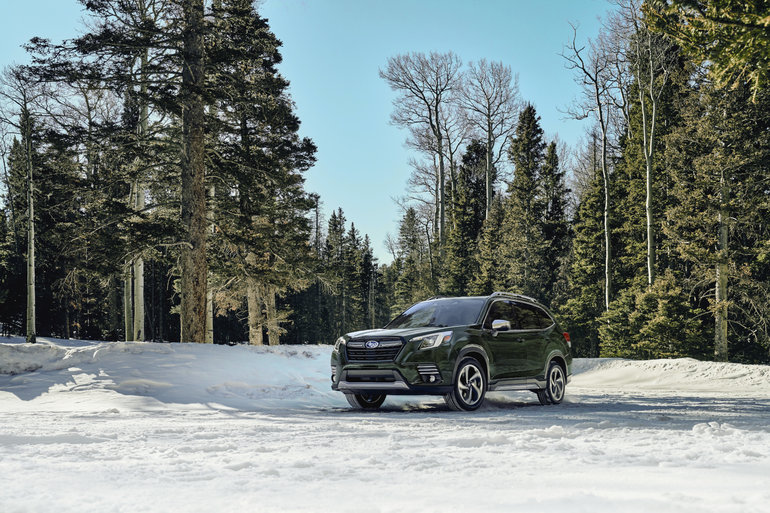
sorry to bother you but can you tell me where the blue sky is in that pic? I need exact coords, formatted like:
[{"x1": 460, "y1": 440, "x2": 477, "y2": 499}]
[{"x1": 1, "y1": 0, "x2": 611, "y2": 263}]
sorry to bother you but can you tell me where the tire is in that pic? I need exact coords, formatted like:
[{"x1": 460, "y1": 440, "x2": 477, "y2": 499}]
[
  {"x1": 345, "y1": 393, "x2": 386, "y2": 410},
  {"x1": 444, "y1": 357, "x2": 487, "y2": 411},
  {"x1": 536, "y1": 389, "x2": 550, "y2": 405},
  {"x1": 544, "y1": 360, "x2": 566, "y2": 404}
]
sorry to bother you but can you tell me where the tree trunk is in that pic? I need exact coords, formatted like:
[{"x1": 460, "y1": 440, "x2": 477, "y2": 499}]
[
  {"x1": 639, "y1": 80, "x2": 658, "y2": 287},
  {"x1": 124, "y1": 263, "x2": 134, "y2": 341},
  {"x1": 266, "y1": 286, "x2": 279, "y2": 346},
  {"x1": 246, "y1": 280, "x2": 264, "y2": 346},
  {"x1": 645, "y1": 151, "x2": 655, "y2": 286},
  {"x1": 486, "y1": 129, "x2": 493, "y2": 219},
  {"x1": 600, "y1": 129, "x2": 611, "y2": 311},
  {"x1": 714, "y1": 168, "x2": 729, "y2": 361},
  {"x1": 64, "y1": 304, "x2": 71, "y2": 340},
  {"x1": 180, "y1": 0, "x2": 207, "y2": 343},
  {"x1": 205, "y1": 281, "x2": 214, "y2": 343},
  {"x1": 435, "y1": 111, "x2": 446, "y2": 253},
  {"x1": 591, "y1": 78, "x2": 612, "y2": 312},
  {"x1": 159, "y1": 261, "x2": 165, "y2": 342},
  {"x1": 131, "y1": 44, "x2": 150, "y2": 342},
  {"x1": 132, "y1": 186, "x2": 145, "y2": 341},
  {"x1": 24, "y1": 109, "x2": 36, "y2": 344},
  {"x1": 341, "y1": 277, "x2": 347, "y2": 335},
  {"x1": 205, "y1": 185, "x2": 215, "y2": 344}
]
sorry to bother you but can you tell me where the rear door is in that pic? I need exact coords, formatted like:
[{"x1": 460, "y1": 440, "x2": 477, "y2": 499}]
[{"x1": 513, "y1": 301, "x2": 555, "y2": 377}]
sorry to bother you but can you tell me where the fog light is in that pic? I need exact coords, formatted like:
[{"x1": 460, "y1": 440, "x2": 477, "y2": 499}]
[{"x1": 417, "y1": 363, "x2": 441, "y2": 384}]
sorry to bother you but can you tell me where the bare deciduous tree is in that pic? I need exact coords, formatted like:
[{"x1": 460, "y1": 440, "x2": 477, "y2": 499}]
[
  {"x1": 608, "y1": 0, "x2": 677, "y2": 286},
  {"x1": 563, "y1": 24, "x2": 618, "y2": 311},
  {"x1": 380, "y1": 52, "x2": 463, "y2": 251},
  {"x1": 458, "y1": 59, "x2": 521, "y2": 218}
]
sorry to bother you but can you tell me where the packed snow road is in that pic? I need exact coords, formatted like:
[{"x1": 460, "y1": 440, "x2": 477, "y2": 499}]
[{"x1": 1, "y1": 339, "x2": 769, "y2": 513}]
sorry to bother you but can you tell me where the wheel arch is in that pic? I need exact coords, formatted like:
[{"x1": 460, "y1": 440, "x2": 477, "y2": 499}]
[
  {"x1": 453, "y1": 344, "x2": 490, "y2": 384},
  {"x1": 543, "y1": 350, "x2": 568, "y2": 379}
]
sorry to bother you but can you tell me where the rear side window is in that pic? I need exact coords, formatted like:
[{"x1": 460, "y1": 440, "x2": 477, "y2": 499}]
[{"x1": 515, "y1": 302, "x2": 554, "y2": 330}]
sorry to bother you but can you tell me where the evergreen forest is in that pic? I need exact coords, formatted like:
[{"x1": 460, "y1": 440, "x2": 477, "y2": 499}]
[{"x1": 0, "y1": 0, "x2": 768, "y2": 364}]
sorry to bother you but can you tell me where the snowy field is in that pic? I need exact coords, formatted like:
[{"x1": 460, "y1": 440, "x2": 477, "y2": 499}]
[{"x1": 2, "y1": 338, "x2": 770, "y2": 513}]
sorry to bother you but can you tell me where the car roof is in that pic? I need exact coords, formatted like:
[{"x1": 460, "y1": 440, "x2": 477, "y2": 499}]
[{"x1": 424, "y1": 292, "x2": 541, "y2": 304}]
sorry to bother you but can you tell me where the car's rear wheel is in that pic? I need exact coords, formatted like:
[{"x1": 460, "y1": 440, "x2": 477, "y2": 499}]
[
  {"x1": 544, "y1": 360, "x2": 566, "y2": 404},
  {"x1": 445, "y1": 357, "x2": 486, "y2": 411},
  {"x1": 345, "y1": 393, "x2": 386, "y2": 410}
]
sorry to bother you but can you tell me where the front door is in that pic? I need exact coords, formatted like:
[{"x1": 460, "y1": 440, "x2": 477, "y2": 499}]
[{"x1": 481, "y1": 300, "x2": 527, "y2": 380}]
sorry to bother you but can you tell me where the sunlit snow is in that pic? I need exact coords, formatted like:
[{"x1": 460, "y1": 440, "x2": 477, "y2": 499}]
[{"x1": 1, "y1": 337, "x2": 769, "y2": 513}]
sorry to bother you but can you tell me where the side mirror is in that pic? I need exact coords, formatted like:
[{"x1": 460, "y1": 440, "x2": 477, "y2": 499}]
[{"x1": 491, "y1": 319, "x2": 511, "y2": 332}]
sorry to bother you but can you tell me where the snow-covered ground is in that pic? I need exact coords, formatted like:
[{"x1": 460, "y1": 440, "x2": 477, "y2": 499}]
[{"x1": 1, "y1": 337, "x2": 769, "y2": 513}]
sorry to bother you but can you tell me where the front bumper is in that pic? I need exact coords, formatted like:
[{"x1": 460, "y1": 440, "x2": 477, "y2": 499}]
[{"x1": 333, "y1": 368, "x2": 453, "y2": 395}]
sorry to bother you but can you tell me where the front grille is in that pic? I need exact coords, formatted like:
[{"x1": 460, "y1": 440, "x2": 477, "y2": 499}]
[{"x1": 346, "y1": 338, "x2": 404, "y2": 362}]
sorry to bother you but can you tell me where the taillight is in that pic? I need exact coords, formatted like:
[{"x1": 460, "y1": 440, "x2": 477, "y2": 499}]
[{"x1": 563, "y1": 332, "x2": 571, "y2": 348}]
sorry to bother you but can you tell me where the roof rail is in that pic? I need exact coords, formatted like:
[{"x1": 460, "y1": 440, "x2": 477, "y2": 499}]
[
  {"x1": 490, "y1": 291, "x2": 539, "y2": 303},
  {"x1": 425, "y1": 295, "x2": 446, "y2": 301}
]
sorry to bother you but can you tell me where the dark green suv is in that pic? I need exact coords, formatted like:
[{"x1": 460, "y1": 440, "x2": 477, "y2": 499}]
[{"x1": 330, "y1": 292, "x2": 572, "y2": 411}]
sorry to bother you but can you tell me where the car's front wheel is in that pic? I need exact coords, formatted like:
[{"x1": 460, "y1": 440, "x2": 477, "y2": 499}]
[
  {"x1": 544, "y1": 360, "x2": 566, "y2": 404},
  {"x1": 445, "y1": 357, "x2": 486, "y2": 411},
  {"x1": 345, "y1": 393, "x2": 386, "y2": 410}
]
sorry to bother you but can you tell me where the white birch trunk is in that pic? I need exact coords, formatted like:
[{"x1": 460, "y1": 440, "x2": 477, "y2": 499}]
[
  {"x1": 205, "y1": 185, "x2": 214, "y2": 344},
  {"x1": 714, "y1": 168, "x2": 729, "y2": 361},
  {"x1": 132, "y1": 186, "x2": 145, "y2": 341},
  {"x1": 124, "y1": 264, "x2": 134, "y2": 341},
  {"x1": 25, "y1": 120, "x2": 35, "y2": 344}
]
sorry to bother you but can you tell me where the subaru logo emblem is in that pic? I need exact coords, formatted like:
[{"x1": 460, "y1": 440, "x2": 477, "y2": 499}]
[{"x1": 365, "y1": 340, "x2": 380, "y2": 349}]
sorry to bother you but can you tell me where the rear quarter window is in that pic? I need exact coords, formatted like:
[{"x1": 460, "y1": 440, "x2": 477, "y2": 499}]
[{"x1": 515, "y1": 302, "x2": 554, "y2": 330}]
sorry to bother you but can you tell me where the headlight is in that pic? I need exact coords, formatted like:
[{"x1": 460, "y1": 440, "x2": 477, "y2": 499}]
[
  {"x1": 413, "y1": 331, "x2": 453, "y2": 351},
  {"x1": 333, "y1": 337, "x2": 345, "y2": 353}
]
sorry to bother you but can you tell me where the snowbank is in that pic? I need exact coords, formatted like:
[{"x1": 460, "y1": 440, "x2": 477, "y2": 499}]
[
  {"x1": 2, "y1": 338, "x2": 770, "y2": 414},
  {"x1": 572, "y1": 357, "x2": 770, "y2": 395},
  {"x1": 0, "y1": 337, "x2": 345, "y2": 412}
]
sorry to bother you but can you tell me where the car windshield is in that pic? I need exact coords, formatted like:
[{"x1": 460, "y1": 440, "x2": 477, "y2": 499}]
[{"x1": 385, "y1": 297, "x2": 487, "y2": 329}]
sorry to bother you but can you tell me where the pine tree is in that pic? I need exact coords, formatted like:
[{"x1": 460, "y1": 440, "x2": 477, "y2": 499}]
[
  {"x1": 469, "y1": 196, "x2": 505, "y2": 296},
  {"x1": 540, "y1": 141, "x2": 571, "y2": 307},
  {"x1": 500, "y1": 104, "x2": 548, "y2": 299},
  {"x1": 386, "y1": 206, "x2": 438, "y2": 313},
  {"x1": 599, "y1": 269, "x2": 706, "y2": 359},
  {"x1": 664, "y1": 80, "x2": 770, "y2": 361},
  {"x1": 203, "y1": 0, "x2": 316, "y2": 345},
  {"x1": 561, "y1": 142, "x2": 606, "y2": 358},
  {"x1": 441, "y1": 140, "x2": 486, "y2": 296}
]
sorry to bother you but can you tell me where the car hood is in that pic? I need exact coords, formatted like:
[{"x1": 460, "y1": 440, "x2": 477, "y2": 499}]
[{"x1": 345, "y1": 327, "x2": 453, "y2": 340}]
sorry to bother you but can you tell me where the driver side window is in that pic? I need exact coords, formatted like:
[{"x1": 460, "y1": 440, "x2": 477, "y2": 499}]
[{"x1": 483, "y1": 300, "x2": 517, "y2": 329}]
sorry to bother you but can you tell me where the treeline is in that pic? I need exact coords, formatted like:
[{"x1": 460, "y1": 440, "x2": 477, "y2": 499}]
[
  {"x1": 562, "y1": 0, "x2": 769, "y2": 363},
  {"x1": 1, "y1": 1, "x2": 768, "y2": 363},
  {"x1": 0, "y1": 0, "x2": 384, "y2": 346},
  {"x1": 340, "y1": 0, "x2": 767, "y2": 363}
]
